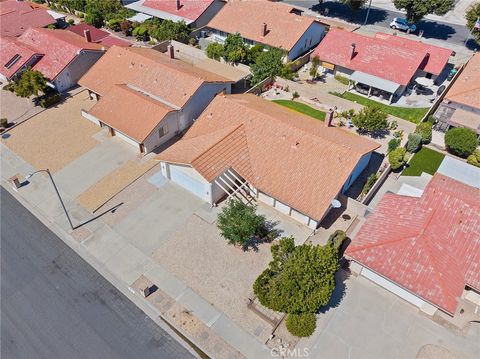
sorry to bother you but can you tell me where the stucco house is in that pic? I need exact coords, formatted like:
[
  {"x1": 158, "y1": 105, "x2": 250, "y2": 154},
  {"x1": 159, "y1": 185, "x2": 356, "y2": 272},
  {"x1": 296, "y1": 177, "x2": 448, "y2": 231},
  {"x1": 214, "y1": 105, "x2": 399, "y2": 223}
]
[
  {"x1": 312, "y1": 29, "x2": 452, "y2": 103},
  {"x1": 79, "y1": 45, "x2": 233, "y2": 154},
  {"x1": 0, "y1": 27, "x2": 105, "y2": 92},
  {"x1": 206, "y1": 0, "x2": 326, "y2": 61},
  {"x1": 67, "y1": 23, "x2": 132, "y2": 48},
  {"x1": 125, "y1": 0, "x2": 225, "y2": 28},
  {"x1": 347, "y1": 158, "x2": 480, "y2": 319},
  {"x1": 433, "y1": 53, "x2": 480, "y2": 135},
  {"x1": 156, "y1": 94, "x2": 380, "y2": 228}
]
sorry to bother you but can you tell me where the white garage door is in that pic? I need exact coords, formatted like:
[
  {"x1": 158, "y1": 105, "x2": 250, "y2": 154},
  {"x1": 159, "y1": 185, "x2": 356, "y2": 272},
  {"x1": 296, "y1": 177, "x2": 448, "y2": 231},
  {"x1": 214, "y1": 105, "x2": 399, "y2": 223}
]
[{"x1": 169, "y1": 166, "x2": 205, "y2": 199}]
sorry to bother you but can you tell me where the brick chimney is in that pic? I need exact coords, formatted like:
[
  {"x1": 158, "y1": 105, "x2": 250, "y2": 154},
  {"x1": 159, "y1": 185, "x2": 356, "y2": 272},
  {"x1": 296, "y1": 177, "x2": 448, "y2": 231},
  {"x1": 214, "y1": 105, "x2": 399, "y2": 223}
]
[
  {"x1": 167, "y1": 44, "x2": 174, "y2": 59},
  {"x1": 176, "y1": 0, "x2": 181, "y2": 10},
  {"x1": 261, "y1": 22, "x2": 267, "y2": 37},
  {"x1": 350, "y1": 43, "x2": 356, "y2": 59},
  {"x1": 325, "y1": 109, "x2": 334, "y2": 127},
  {"x1": 84, "y1": 29, "x2": 92, "y2": 43}
]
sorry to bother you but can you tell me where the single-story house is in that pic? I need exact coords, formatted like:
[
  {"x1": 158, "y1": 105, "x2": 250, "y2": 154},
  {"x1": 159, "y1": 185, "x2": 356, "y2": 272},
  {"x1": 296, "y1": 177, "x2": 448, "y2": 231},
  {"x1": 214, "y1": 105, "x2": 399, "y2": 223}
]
[
  {"x1": 67, "y1": 23, "x2": 132, "y2": 48},
  {"x1": 0, "y1": 27, "x2": 105, "y2": 91},
  {"x1": 433, "y1": 53, "x2": 480, "y2": 135},
  {"x1": 125, "y1": 0, "x2": 226, "y2": 28},
  {"x1": 312, "y1": 29, "x2": 453, "y2": 103},
  {"x1": 79, "y1": 45, "x2": 233, "y2": 154},
  {"x1": 0, "y1": 0, "x2": 57, "y2": 37},
  {"x1": 346, "y1": 162, "x2": 480, "y2": 318},
  {"x1": 156, "y1": 94, "x2": 380, "y2": 228},
  {"x1": 206, "y1": 0, "x2": 326, "y2": 61}
]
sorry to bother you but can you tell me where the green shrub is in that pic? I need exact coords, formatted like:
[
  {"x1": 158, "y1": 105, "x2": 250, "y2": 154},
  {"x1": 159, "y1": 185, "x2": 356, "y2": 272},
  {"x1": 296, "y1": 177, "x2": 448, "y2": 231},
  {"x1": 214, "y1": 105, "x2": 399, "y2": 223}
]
[
  {"x1": 389, "y1": 147, "x2": 407, "y2": 170},
  {"x1": 3, "y1": 83, "x2": 16, "y2": 92},
  {"x1": 47, "y1": 24, "x2": 57, "y2": 29},
  {"x1": 388, "y1": 138, "x2": 401, "y2": 153},
  {"x1": 393, "y1": 130, "x2": 403, "y2": 138},
  {"x1": 327, "y1": 230, "x2": 347, "y2": 252},
  {"x1": 467, "y1": 149, "x2": 480, "y2": 167},
  {"x1": 415, "y1": 122, "x2": 432, "y2": 144},
  {"x1": 39, "y1": 92, "x2": 61, "y2": 108},
  {"x1": 0, "y1": 118, "x2": 8, "y2": 128},
  {"x1": 67, "y1": 19, "x2": 75, "y2": 25},
  {"x1": 78, "y1": 12, "x2": 84, "y2": 18},
  {"x1": 334, "y1": 74, "x2": 350, "y2": 85},
  {"x1": 445, "y1": 127, "x2": 478, "y2": 157},
  {"x1": 389, "y1": 120, "x2": 398, "y2": 130},
  {"x1": 406, "y1": 133, "x2": 423, "y2": 153},
  {"x1": 206, "y1": 42, "x2": 224, "y2": 61},
  {"x1": 286, "y1": 313, "x2": 317, "y2": 337},
  {"x1": 132, "y1": 26, "x2": 148, "y2": 40},
  {"x1": 107, "y1": 18, "x2": 122, "y2": 31},
  {"x1": 292, "y1": 91, "x2": 299, "y2": 100},
  {"x1": 361, "y1": 173, "x2": 378, "y2": 196}
]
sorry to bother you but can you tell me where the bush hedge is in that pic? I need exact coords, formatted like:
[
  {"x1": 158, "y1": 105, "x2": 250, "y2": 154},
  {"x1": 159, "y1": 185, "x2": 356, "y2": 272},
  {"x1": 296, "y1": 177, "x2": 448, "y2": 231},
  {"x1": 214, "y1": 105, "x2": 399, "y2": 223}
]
[
  {"x1": 406, "y1": 133, "x2": 422, "y2": 153},
  {"x1": 286, "y1": 313, "x2": 317, "y2": 337},
  {"x1": 467, "y1": 149, "x2": 480, "y2": 168},
  {"x1": 387, "y1": 138, "x2": 401, "y2": 153},
  {"x1": 414, "y1": 122, "x2": 432, "y2": 144},
  {"x1": 445, "y1": 127, "x2": 478, "y2": 157},
  {"x1": 389, "y1": 147, "x2": 407, "y2": 170}
]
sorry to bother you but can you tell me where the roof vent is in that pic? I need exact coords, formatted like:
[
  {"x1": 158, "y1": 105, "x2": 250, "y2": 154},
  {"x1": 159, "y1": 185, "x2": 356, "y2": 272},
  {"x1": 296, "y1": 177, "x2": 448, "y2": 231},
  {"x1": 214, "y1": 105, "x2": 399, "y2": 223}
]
[{"x1": 291, "y1": 141, "x2": 299, "y2": 149}]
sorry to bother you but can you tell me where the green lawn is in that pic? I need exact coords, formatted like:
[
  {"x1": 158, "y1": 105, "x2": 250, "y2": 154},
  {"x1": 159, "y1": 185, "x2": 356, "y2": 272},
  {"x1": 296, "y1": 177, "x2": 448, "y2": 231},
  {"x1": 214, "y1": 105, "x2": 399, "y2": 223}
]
[
  {"x1": 402, "y1": 147, "x2": 445, "y2": 176},
  {"x1": 331, "y1": 91, "x2": 428, "y2": 124},
  {"x1": 272, "y1": 100, "x2": 326, "y2": 121}
]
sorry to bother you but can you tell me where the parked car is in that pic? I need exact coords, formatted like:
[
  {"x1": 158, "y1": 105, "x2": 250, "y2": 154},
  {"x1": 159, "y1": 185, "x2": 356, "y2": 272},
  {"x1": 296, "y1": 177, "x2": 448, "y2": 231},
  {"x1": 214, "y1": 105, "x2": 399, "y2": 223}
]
[{"x1": 390, "y1": 17, "x2": 417, "y2": 33}]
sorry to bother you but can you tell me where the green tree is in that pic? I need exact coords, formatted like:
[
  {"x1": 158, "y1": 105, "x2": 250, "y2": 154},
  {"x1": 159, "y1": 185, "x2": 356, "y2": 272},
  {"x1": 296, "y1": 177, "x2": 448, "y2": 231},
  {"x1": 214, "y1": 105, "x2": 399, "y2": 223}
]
[
  {"x1": 217, "y1": 199, "x2": 266, "y2": 249},
  {"x1": 351, "y1": 106, "x2": 388, "y2": 133},
  {"x1": 14, "y1": 69, "x2": 47, "y2": 98},
  {"x1": 466, "y1": 2, "x2": 480, "y2": 45},
  {"x1": 388, "y1": 138, "x2": 401, "y2": 153},
  {"x1": 393, "y1": 0, "x2": 454, "y2": 23},
  {"x1": 253, "y1": 239, "x2": 339, "y2": 314},
  {"x1": 309, "y1": 56, "x2": 320, "y2": 80},
  {"x1": 250, "y1": 48, "x2": 293, "y2": 85},
  {"x1": 467, "y1": 149, "x2": 480, "y2": 167},
  {"x1": 415, "y1": 122, "x2": 433, "y2": 144},
  {"x1": 342, "y1": 0, "x2": 367, "y2": 15},
  {"x1": 286, "y1": 313, "x2": 316, "y2": 337},
  {"x1": 150, "y1": 20, "x2": 190, "y2": 42},
  {"x1": 406, "y1": 133, "x2": 423, "y2": 153},
  {"x1": 444, "y1": 127, "x2": 478, "y2": 157},
  {"x1": 248, "y1": 44, "x2": 265, "y2": 63},
  {"x1": 206, "y1": 42, "x2": 224, "y2": 61},
  {"x1": 222, "y1": 33, "x2": 249, "y2": 64},
  {"x1": 389, "y1": 147, "x2": 407, "y2": 170}
]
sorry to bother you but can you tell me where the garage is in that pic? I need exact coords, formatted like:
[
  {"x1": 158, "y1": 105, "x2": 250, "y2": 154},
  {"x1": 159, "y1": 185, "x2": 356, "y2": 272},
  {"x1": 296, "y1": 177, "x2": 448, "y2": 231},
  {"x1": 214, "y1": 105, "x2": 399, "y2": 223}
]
[{"x1": 168, "y1": 164, "x2": 207, "y2": 200}]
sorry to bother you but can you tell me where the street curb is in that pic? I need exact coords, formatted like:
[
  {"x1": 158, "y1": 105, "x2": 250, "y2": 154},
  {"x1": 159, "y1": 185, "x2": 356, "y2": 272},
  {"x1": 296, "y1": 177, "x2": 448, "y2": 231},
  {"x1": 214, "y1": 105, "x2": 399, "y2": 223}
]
[{"x1": 1, "y1": 182, "x2": 204, "y2": 359}]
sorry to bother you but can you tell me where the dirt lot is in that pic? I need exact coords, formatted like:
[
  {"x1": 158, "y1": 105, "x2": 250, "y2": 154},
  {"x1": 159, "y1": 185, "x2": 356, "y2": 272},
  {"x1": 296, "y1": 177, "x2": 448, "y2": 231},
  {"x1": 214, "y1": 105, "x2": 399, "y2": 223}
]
[
  {"x1": 152, "y1": 215, "x2": 275, "y2": 343},
  {"x1": 2, "y1": 91, "x2": 99, "y2": 173}
]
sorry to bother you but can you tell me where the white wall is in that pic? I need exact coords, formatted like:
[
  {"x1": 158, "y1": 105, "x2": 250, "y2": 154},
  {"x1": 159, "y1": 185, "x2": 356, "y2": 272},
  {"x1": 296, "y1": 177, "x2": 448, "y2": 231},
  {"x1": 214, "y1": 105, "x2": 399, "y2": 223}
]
[
  {"x1": 143, "y1": 112, "x2": 180, "y2": 152},
  {"x1": 180, "y1": 82, "x2": 231, "y2": 130},
  {"x1": 288, "y1": 22, "x2": 325, "y2": 61},
  {"x1": 165, "y1": 163, "x2": 212, "y2": 202},
  {"x1": 81, "y1": 109, "x2": 101, "y2": 126},
  {"x1": 54, "y1": 50, "x2": 104, "y2": 92}
]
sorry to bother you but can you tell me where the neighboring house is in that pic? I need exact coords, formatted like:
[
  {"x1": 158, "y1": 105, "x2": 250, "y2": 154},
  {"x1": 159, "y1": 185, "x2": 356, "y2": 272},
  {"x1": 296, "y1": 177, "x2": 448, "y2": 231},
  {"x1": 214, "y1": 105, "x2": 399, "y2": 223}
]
[
  {"x1": 0, "y1": 0, "x2": 57, "y2": 37},
  {"x1": 206, "y1": 0, "x2": 326, "y2": 61},
  {"x1": 346, "y1": 158, "x2": 480, "y2": 319},
  {"x1": 67, "y1": 23, "x2": 132, "y2": 48},
  {"x1": 79, "y1": 45, "x2": 233, "y2": 154},
  {"x1": 125, "y1": 0, "x2": 226, "y2": 28},
  {"x1": 433, "y1": 53, "x2": 480, "y2": 135},
  {"x1": 156, "y1": 94, "x2": 380, "y2": 229},
  {"x1": 0, "y1": 28, "x2": 105, "y2": 91},
  {"x1": 312, "y1": 29, "x2": 453, "y2": 103}
]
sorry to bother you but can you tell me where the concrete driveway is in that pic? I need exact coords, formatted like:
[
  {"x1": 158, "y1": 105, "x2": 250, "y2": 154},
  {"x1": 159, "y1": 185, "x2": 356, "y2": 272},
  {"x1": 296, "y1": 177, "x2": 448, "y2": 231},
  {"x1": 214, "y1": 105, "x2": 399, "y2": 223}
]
[{"x1": 298, "y1": 271, "x2": 480, "y2": 359}]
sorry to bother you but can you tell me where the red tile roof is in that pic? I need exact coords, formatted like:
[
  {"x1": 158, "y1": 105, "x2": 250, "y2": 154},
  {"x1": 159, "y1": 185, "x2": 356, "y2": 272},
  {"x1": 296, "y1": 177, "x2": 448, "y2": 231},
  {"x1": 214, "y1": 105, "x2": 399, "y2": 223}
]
[
  {"x1": 0, "y1": 36, "x2": 39, "y2": 79},
  {"x1": 143, "y1": 0, "x2": 215, "y2": 21},
  {"x1": 445, "y1": 53, "x2": 480, "y2": 109},
  {"x1": 346, "y1": 174, "x2": 480, "y2": 314},
  {"x1": 157, "y1": 94, "x2": 380, "y2": 220},
  {"x1": 16, "y1": 27, "x2": 104, "y2": 80},
  {"x1": 313, "y1": 29, "x2": 435, "y2": 86},
  {"x1": 207, "y1": 0, "x2": 317, "y2": 52},
  {"x1": 67, "y1": 23, "x2": 132, "y2": 47},
  {"x1": 0, "y1": 0, "x2": 55, "y2": 37},
  {"x1": 374, "y1": 33, "x2": 452, "y2": 75}
]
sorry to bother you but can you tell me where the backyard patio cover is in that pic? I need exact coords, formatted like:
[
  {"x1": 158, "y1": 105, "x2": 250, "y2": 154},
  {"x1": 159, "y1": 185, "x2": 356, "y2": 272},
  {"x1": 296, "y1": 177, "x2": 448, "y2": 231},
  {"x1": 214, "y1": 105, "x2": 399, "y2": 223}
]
[{"x1": 350, "y1": 71, "x2": 401, "y2": 94}]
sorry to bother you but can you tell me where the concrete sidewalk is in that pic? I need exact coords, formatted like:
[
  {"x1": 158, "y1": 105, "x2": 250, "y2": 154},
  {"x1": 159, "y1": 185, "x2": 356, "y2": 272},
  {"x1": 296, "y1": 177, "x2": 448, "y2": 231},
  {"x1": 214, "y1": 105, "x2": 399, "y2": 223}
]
[{"x1": 1, "y1": 143, "x2": 272, "y2": 359}]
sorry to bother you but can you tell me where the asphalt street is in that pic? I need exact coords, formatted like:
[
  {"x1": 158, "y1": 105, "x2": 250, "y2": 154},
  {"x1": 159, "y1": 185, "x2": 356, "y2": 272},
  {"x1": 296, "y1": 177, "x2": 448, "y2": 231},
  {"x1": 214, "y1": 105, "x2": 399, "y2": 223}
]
[
  {"x1": 283, "y1": 0, "x2": 479, "y2": 49},
  {"x1": 0, "y1": 187, "x2": 195, "y2": 359}
]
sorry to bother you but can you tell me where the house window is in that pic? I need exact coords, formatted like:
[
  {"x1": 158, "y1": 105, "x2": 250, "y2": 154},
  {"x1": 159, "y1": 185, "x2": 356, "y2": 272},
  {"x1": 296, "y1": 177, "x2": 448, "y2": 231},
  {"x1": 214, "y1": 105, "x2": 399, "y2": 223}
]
[
  {"x1": 4, "y1": 54, "x2": 22, "y2": 69},
  {"x1": 159, "y1": 125, "x2": 169, "y2": 138}
]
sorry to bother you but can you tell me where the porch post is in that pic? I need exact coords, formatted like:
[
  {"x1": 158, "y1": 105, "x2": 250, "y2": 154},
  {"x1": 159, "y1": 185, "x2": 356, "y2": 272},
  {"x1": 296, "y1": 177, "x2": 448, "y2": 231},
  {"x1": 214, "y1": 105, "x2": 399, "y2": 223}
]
[
  {"x1": 368, "y1": 86, "x2": 372, "y2": 97},
  {"x1": 389, "y1": 93, "x2": 394, "y2": 104}
]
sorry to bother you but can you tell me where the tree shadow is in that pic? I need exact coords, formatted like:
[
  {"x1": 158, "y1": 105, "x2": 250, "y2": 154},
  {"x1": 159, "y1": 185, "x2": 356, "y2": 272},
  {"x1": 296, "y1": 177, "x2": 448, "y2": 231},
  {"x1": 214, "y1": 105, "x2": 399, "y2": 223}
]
[
  {"x1": 312, "y1": 1, "x2": 388, "y2": 25},
  {"x1": 319, "y1": 269, "x2": 350, "y2": 314},
  {"x1": 465, "y1": 38, "x2": 480, "y2": 51},
  {"x1": 415, "y1": 20, "x2": 457, "y2": 41},
  {"x1": 242, "y1": 219, "x2": 283, "y2": 252}
]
